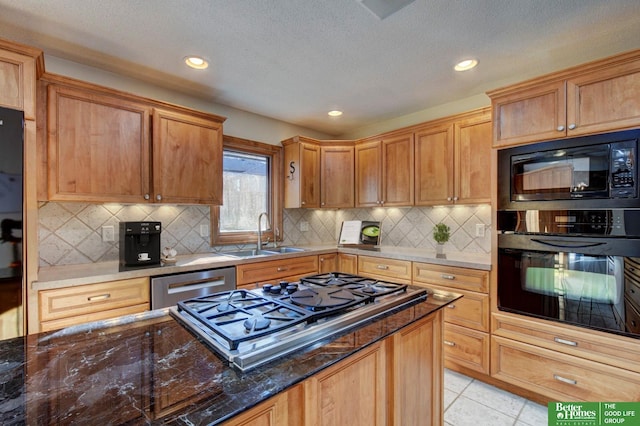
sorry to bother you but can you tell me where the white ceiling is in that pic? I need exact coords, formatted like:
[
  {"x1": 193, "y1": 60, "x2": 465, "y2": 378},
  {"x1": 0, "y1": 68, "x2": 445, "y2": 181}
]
[{"x1": 1, "y1": 0, "x2": 639, "y2": 137}]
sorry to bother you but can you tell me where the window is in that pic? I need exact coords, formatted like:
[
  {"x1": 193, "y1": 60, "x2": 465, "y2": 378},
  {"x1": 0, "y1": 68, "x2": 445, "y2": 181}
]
[{"x1": 211, "y1": 135, "x2": 282, "y2": 245}]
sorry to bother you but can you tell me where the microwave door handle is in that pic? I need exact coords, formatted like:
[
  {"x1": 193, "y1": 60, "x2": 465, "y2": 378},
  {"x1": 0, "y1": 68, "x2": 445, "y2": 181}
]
[{"x1": 530, "y1": 239, "x2": 607, "y2": 249}]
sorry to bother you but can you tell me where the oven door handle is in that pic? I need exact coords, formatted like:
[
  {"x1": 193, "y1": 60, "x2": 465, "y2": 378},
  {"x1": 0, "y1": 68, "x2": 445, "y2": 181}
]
[{"x1": 531, "y1": 238, "x2": 607, "y2": 249}]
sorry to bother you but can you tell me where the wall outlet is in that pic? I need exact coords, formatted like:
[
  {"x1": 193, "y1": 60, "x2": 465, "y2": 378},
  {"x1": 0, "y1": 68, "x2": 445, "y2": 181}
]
[
  {"x1": 475, "y1": 223, "x2": 485, "y2": 238},
  {"x1": 299, "y1": 221, "x2": 309, "y2": 232},
  {"x1": 200, "y1": 224, "x2": 209, "y2": 237},
  {"x1": 102, "y1": 225, "x2": 115, "y2": 242}
]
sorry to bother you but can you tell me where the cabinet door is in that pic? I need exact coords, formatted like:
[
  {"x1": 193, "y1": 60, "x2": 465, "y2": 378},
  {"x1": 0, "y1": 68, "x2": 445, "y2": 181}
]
[
  {"x1": 225, "y1": 385, "x2": 302, "y2": 426},
  {"x1": 381, "y1": 133, "x2": 414, "y2": 206},
  {"x1": 414, "y1": 123, "x2": 454, "y2": 205},
  {"x1": 355, "y1": 140, "x2": 382, "y2": 207},
  {"x1": 318, "y1": 253, "x2": 338, "y2": 273},
  {"x1": 152, "y1": 108, "x2": 223, "y2": 204},
  {"x1": 492, "y1": 80, "x2": 566, "y2": 148},
  {"x1": 47, "y1": 85, "x2": 151, "y2": 203},
  {"x1": 566, "y1": 58, "x2": 640, "y2": 137},
  {"x1": 299, "y1": 142, "x2": 320, "y2": 207},
  {"x1": 0, "y1": 48, "x2": 38, "y2": 119},
  {"x1": 320, "y1": 145, "x2": 354, "y2": 208},
  {"x1": 391, "y1": 311, "x2": 442, "y2": 426},
  {"x1": 338, "y1": 253, "x2": 357, "y2": 274},
  {"x1": 454, "y1": 112, "x2": 492, "y2": 204},
  {"x1": 304, "y1": 342, "x2": 386, "y2": 426}
]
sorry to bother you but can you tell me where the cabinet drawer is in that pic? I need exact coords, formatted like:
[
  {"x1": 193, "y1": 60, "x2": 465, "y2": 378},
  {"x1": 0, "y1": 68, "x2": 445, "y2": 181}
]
[
  {"x1": 413, "y1": 263, "x2": 488, "y2": 293},
  {"x1": 492, "y1": 311, "x2": 640, "y2": 374},
  {"x1": 492, "y1": 336, "x2": 640, "y2": 402},
  {"x1": 424, "y1": 285, "x2": 489, "y2": 332},
  {"x1": 444, "y1": 323, "x2": 489, "y2": 374},
  {"x1": 358, "y1": 255, "x2": 411, "y2": 283},
  {"x1": 625, "y1": 297, "x2": 640, "y2": 334},
  {"x1": 236, "y1": 255, "x2": 319, "y2": 285},
  {"x1": 40, "y1": 277, "x2": 150, "y2": 323}
]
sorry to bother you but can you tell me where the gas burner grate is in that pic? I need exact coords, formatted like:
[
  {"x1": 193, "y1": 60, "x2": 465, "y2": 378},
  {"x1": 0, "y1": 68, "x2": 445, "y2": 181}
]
[
  {"x1": 176, "y1": 290, "x2": 313, "y2": 350},
  {"x1": 301, "y1": 273, "x2": 408, "y2": 298}
]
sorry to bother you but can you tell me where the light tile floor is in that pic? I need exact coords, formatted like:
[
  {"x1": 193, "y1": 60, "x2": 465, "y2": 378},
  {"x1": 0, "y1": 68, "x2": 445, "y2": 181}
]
[{"x1": 444, "y1": 369, "x2": 549, "y2": 426}]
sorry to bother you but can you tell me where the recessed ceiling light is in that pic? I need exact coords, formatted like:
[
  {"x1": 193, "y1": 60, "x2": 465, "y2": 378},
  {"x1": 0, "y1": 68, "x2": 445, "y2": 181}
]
[
  {"x1": 184, "y1": 56, "x2": 209, "y2": 69},
  {"x1": 328, "y1": 110, "x2": 343, "y2": 117},
  {"x1": 454, "y1": 59, "x2": 478, "y2": 72}
]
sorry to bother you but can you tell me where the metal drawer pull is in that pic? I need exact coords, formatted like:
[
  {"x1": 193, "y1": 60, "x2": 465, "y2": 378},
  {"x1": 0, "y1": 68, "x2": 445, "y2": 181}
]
[
  {"x1": 376, "y1": 265, "x2": 389, "y2": 270},
  {"x1": 277, "y1": 267, "x2": 289, "y2": 272},
  {"x1": 441, "y1": 274, "x2": 455, "y2": 280},
  {"x1": 443, "y1": 340, "x2": 456, "y2": 347},
  {"x1": 88, "y1": 293, "x2": 111, "y2": 302},
  {"x1": 554, "y1": 337, "x2": 578, "y2": 347},
  {"x1": 554, "y1": 374, "x2": 577, "y2": 385},
  {"x1": 447, "y1": 304, "x2": 456, "y2": 309}
]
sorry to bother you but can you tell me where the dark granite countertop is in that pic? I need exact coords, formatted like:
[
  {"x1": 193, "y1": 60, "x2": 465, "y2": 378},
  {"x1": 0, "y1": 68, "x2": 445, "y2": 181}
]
[{"x1": 0, "y1": 288, "x2": 459, "y2": 425}]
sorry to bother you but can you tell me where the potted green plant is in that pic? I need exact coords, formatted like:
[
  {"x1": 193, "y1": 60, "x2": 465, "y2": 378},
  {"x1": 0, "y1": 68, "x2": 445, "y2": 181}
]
[{"x1": 433, "y1": 223, "x2": 450, "y2": 257}]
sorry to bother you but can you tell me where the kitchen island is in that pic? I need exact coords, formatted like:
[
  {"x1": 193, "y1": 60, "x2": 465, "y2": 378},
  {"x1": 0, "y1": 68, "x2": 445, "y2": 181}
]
[{"x1": 0, "y1": 286, "x2": 459, "y2": 425}]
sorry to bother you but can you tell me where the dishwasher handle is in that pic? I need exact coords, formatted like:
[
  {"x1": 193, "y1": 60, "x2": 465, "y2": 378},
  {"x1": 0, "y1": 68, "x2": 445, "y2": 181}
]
[{"x1": 167, "y1": 277, "x2": 227, "y2": 295}]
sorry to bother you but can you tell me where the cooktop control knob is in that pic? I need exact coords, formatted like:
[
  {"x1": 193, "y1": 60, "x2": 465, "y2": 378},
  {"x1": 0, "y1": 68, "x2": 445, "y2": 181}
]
[
  {"x1": 285, "y1": 284, "x2": 298, "y2": 294},
  {"x1": 262, "y1": 284, "x2": 273, "y2": 293},
  {"x1": 279, "y1": 280, "x2": 288, "y2": 289}
]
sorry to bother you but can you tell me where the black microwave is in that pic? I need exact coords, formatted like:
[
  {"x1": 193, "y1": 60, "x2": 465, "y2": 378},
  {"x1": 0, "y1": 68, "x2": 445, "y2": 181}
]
[{"x1": 498, "y1": 129, "x2": 639, "y2": 210}]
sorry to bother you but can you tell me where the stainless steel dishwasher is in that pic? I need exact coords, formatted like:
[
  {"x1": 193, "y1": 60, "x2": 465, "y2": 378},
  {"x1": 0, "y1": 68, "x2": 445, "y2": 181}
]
[{"x1": 151, "y1": 267, "x2": 236, "y2": 309}]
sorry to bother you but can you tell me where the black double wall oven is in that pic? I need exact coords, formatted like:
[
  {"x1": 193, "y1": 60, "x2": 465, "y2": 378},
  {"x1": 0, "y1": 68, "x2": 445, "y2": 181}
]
[{"x1": 497, "y1": 129, "x2": 640, "y2": 339}]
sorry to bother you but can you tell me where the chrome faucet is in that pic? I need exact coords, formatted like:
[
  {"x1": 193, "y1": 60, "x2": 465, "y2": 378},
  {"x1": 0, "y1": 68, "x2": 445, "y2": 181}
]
[{"x1": 257, "y1": 212, "x2": 271, "y2": 250}]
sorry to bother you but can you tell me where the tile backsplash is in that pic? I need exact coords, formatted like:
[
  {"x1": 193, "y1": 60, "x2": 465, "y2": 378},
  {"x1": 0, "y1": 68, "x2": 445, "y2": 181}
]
[{"x1": 38, "y1": 202, "x2": 491, "y2": 267}]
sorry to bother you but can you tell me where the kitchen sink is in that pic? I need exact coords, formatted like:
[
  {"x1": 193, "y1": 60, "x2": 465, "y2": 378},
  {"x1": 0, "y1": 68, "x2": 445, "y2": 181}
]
[
  {"x1": 263, "y1": 247, "x2": 306, "y2": 254},
  {"x1": 224, "y1": 247, "x2": 306, "y2": 258},
  {"x1": 224, "y1": 249, "x2": 276, "y2": 258}
]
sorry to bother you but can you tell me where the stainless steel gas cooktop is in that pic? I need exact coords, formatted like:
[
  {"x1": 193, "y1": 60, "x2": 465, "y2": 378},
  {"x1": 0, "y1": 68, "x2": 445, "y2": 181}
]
[{"x1": 170, "y1": 272, "x2": 427, "y2": 371}]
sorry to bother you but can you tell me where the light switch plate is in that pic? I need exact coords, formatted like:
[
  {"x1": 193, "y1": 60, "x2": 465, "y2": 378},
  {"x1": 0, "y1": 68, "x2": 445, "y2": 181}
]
[
  {"x1": 102, "y1": 225, "x2": 115, "y2": 242},
  {"x1": 300, "y1": 221, "x2": 309, "y2": 232},
  {"x1": 200, "y1": 224, "x2": 209, "y2": 237},
  {"x1": 475, "y1": 224, "x2": 485, "y2": 238}
]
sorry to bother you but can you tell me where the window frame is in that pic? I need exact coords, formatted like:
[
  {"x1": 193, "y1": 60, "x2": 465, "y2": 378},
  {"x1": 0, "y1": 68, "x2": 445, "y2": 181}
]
[{"x1": 211, "y1": 135, "x2": 283, "y2": 246}]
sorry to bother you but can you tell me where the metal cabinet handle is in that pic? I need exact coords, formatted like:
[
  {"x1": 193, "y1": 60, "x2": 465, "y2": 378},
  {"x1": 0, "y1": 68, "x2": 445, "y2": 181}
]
[
  {"x1": 321, "y1": 202, "x2": 325, "y2": 206},
  {"x1": 447, "y1": 197, "x2": 452, "y2": 201},
  {"x1": 441, "y1": 274, "x2": 455, "y2": 280},
  {"x1": 376, "y1": 264, "x2": 389, "y2": 270},
  {"x1": 553, "y1": 337, "x2": 578, "y2": 347},
  {"x1": 443, "y1": 340, "x2": 456, "y2": 347},
  {"x1": 156, "y1": 194, "x2": 162, "y2": 201},
  {"x1": 88, "y1": 293, "x2": 111, "y2": 302},
  {"x1": 557, "y1": 125, "x2": 565, "y2": 132},
  {"x1": 447, "y1": 304, "x2": 456, "y2": 309},
  {"x1": 301, "y1": 201, "x2": 306, "y2": 205},
  {"x1": 453, "y1": 196, "x2": 458, "y2": 201},
  {"x1": 553, "y1": 374, "x2": 577, "y2": 385},
  {"x1": 277, "y1": 267, "x2": 289, "y2": 272},
  {"x1": 568, "y1": 123, "x2": 576, "y2": 130},
  {"x1": 144, "y1": 194, "x2": 150, "y2": 200}
]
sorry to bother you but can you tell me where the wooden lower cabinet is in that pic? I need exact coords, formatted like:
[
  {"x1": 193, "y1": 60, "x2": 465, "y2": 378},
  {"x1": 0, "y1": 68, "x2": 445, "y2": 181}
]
[
  {"x1": 231, "y1": 310, "x2": 443, "y2": 426},
  {"x1": 304, "y1": 342, "x2": 387, "y2": 426},
  {"x1": 318, "y1": 253, "x2": 338, "y2": 273},
  {"x1": 444, "y1": 323, "x2": 489, "y2": 374},
  {"x1": 338, "y1": 253, "x2": 357, "y2": 274},
  {"x1": 223, "y1": 385, "x2": 303, "y2": 426},
  {"x1": 358, "y1": 255, "x2": 412, "y2": 284},
  {"x1": 38, "y1": 277, "x2": 150, "y2": 332},
  {"x1": 492, "y1": 336, "x2": 640, "y2": 402},
  {"x1": 235, "y1": 255, "x2": 319, "y2": 290}
]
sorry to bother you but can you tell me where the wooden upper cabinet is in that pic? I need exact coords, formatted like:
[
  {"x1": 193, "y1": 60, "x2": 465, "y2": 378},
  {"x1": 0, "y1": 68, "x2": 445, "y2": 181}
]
[
  {"x1": 355, "y1": 140, "x2": 382, "y2": 207},
  {"x1": 283, "y1": 139, "x2": 320, "y2": 208},
  {"x1": 44, "y1": 77, "x2": 225, "y2": 204},
  {"x1": 320, "y1": 145, "x2": 354, "y2": 208},
  {"x1": 415, "y1": 108, "x2": 491, "y2": 205},
  {"x1": 152, "y1": 108, "x2": 223, "y2": 204},
  {"x1": 356, "y1": 133, "x2": 414, "y2": 207},
  {"x1": 415, "y1": 123, "x2": 454, "y2": 205},
  {"x1": 489, "y1": 49, "x2": 640, "y2": 147},
  {"x1": 47, "y1": 84, "x2": 152, "y2": 203},
  {"x1": 454, "y1": 112, "x2": 492, "y2": 204},
  {"x1": 382, "y1": 133, "x2": 414, "y2": 206},
  {"x1": 491, "y1": 81, "x2": 566, "y2": 148},
  {"x1": 567, "y1": 58, "x2": 640, "y2": 137},
  {"x1": 0, "y1": 38, "x2": 43, "y2": 119}
]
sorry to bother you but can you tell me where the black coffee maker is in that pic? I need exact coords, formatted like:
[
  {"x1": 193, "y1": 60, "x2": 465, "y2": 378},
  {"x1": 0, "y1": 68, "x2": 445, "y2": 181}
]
[{"x1": 119, "y1": 222, "x2": 161, "y2": 271}]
